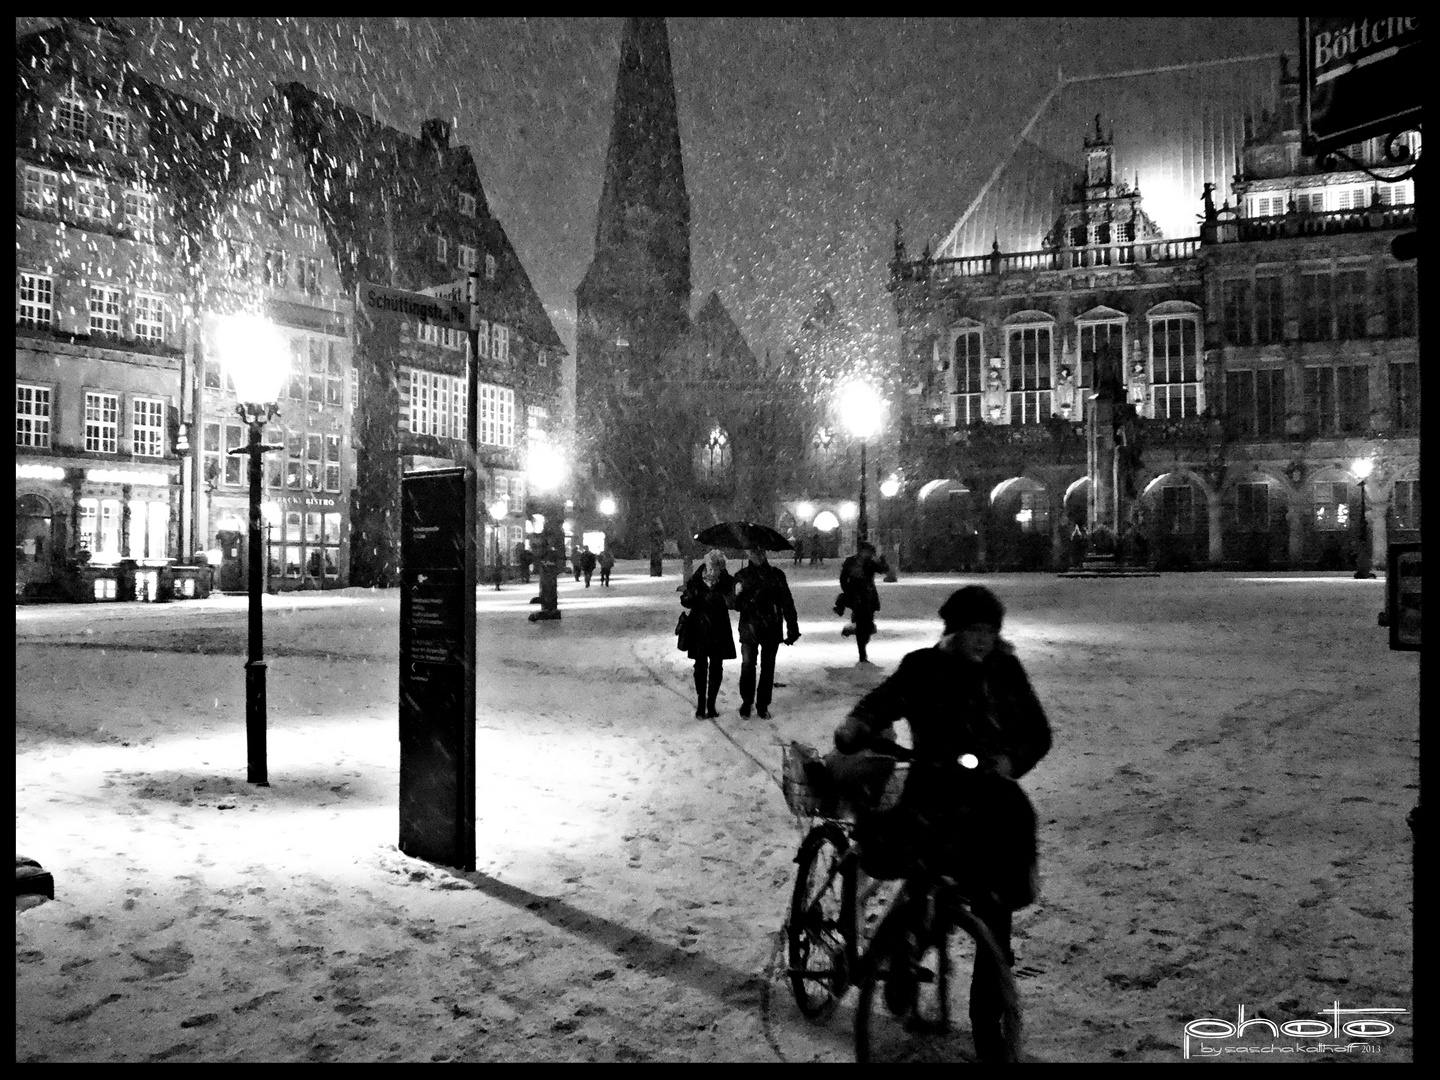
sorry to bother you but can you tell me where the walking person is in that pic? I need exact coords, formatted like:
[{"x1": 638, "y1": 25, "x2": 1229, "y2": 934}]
[
  {"x1": 598, "y1": 547, "x2": 615, "y2": 586},
  {"x1": 571, "y1": 543, "x2": 583, "y2": 582},
  {"x1": 791, "y1": 534, "x2": 803, "y2": 567},
  {"x1": 837, "y1": 540, "x2": 883, "y2": 663},
  {"x1": 830, "y1": 585, "x2": 1051, "y2": 1062},
  {"x1": 680, "y1": 549, "x2": 735, "y2": 719},
  {"x1": 733, "y1": 544, "x2": 801, "y2": 719},
  {"x1": 581, "y1": 546, "x2": 597, "y2": 588},
  {"x1": 515, "y1": 540, "x2": 532, "y2": 585}
]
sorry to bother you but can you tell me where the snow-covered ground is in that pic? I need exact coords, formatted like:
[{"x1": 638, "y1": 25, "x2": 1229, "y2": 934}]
[{"x1": 16, "y1": 563, "x2": 1415, "y2": 1062}]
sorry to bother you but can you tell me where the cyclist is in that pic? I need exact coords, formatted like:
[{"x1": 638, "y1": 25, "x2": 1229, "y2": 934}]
[{"x1": 831, "y1": 585, "x2": 1051, "y2": 1062}]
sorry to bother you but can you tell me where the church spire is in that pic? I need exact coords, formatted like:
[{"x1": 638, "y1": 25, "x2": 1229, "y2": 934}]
[{"x1": 579, "y1": 17, "x2": 692, "y2": 355}]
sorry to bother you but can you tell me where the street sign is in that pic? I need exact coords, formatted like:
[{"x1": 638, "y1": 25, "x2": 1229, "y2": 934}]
[
  {"x1": 361, "y1": 282, "x2": 470, "y2": 331},
  {"x1": 419, "y1": 274, "x2": 481, "y2": 329},
  {"x1": 1299, "y1": 16, "x2": 1422, "y2": 155}
]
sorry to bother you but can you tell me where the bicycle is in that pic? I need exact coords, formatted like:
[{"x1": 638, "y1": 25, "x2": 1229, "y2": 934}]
[{"x1": 781, "y1": 741, "x2": 1023, "y2": 1063}]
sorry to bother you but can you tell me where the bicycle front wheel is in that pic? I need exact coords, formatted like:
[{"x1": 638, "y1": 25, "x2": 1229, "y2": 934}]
[
  {"x1": 787, "y1": 822, "x2": 852, "y2": 1019},
  {"x1": 854, "y1": 900, "x2": 1022, "y2": 1063}
]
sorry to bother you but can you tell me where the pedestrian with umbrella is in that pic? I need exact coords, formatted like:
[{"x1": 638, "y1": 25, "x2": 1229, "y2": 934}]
[
  {"x1": 679, "y1": 549, "x2": 736, "y2": 718},
  {"x1": 697, "y1": 522, "x2": 800, "y2": 720}
]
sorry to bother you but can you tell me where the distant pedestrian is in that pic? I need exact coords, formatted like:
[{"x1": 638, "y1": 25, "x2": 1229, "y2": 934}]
[
  {"x1": 809, "y1": 530, "x2": 824, "y2": 566},
  {"x1": 572, "y1": 544, "x2": 583, "y2": 582},
  {"x1": 516, "y1": 541, "x2": 532, "y2": 584},
  {"x1": 838, "y1": 540, "x2": 883, "y2": 663},
  {"x1": 791, "y1": 535, "x2": 803, "y2": 566},
  {"x1": 598, "y1": 547, "x2": 615, "y2": 586},
  {"x1": 680, "y1": 549, "x2": 736, "y2": 718},
  {"x1": 733, "y1": 545, "x2": 801, "y2": 720},
  {"x1": 581, "y1": 546, "x2": 597, "y2": 588}
]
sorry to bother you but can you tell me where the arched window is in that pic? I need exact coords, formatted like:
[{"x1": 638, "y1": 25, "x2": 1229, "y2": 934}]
[
  {"x1": 696, "y1": 426, "x2": 732, "y2": 483},
  {"x1": 811, "y1": 425, "x2": 836, "y2": 466}
]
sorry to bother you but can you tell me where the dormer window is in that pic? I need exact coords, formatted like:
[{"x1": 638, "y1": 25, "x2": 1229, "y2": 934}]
[
  {"x1": 435, "y1": 235, "x2": 448, "y2": 264},
  {"x1": 485, "y1": 253, "x2": 496, "y2": 280},
  {"x1": 458, "y1": 192, "x2": 477, "y2": 217}
]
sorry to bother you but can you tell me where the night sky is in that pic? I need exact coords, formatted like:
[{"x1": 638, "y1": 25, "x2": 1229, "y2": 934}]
[{"x1": 21, "y1": 17, "x2": 1299, "y2": 364}]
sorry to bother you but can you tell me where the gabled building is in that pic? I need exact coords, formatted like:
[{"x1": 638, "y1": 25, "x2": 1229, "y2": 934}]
[
  {"x1": 279, "y1": 87, "x2": 565, "y2": 586},
  {"x1": 889, "y1": 56, "x2": 1419, "y2": 571},
  {"x1": 15, "y1": 18, "x2": 190, "y2": 600}
]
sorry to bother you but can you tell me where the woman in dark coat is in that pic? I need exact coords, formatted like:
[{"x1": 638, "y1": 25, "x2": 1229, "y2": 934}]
[{"x1": 680, "y1": 549, "x2": 736, "y2": 718}]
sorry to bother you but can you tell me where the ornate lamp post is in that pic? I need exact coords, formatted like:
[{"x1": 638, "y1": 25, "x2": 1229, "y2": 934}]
[
  {"x1": 839, "y1": 381, "x2": 883, "y2": 546},
  {"x1": 488, "y1": 497, "x2": 508, "y2": 590},
  {"x1": 216, "y1": 314, "x2": 288, "y2": 786},
  {"x1": 879, "y1": 474, "x2": 901, "y2": 581},
  {"x1": 1352, "y1": 456, "x2": 1376, "y2": 580},
  {"x1": 527, "y1": 441, "x2": 567, "y2": 621}
]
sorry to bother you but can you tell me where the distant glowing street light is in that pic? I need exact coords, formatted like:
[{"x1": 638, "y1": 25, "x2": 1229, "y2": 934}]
[
  {"x1": 598, "y1": 496, "x2": 617, "y2": 517},
  {"x1": 214, "y1": 312, "x2": 289, "y2": 786},
  {"x1": 795, "y1": 501, "x2": 815, "y2": 524},
  {"x1": 1352, "y1": 456, "x2": 1376, "y2": 580},
  {"x1": 880, "y1": 476, "x2": 900, "y2": 498},
  {"x1": 839, "y1": 381, "x2": 883, "y2": 545}
]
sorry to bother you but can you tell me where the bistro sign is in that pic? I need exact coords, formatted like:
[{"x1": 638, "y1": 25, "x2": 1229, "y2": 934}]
[{"x1": 1299, "y1": 16, "x2": 1421, "y2": 154}]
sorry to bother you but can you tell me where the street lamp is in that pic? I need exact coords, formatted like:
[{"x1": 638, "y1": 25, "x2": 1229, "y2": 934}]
[
  {"x1": 216, "y1": 313, "x2": 288, "y2": 786},
  {"x1": 1352, "y1": 456, "x2": 1376, "y2": 579},
  {"x1": 839, "y1": 381, "x2": 883, "y2": 545},
  {"x1": 527, "y1": 441, "x2": 567, "y2": 621},
  {"x1": 879, "y1": 474, "x2": 901, "y2": 582},
  {"x1": 489, "y1": 497, "x2": 508, "y2": 590}
]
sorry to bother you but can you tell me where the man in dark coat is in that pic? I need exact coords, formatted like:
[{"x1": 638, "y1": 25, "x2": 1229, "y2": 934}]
[
  {"x1": 680, "y1": 549, "x2": 736, "y2": 718},
  {"x1": 732, "y1": 545, "x2": 800, "y2": 719},
  {"x1": 832, "y1": 585, "x2": 1051, "y2": 1063},
  {"x1": 837, "y1": 540, "x2": 883, "y2": 663},
  {"x1": 581, "y1": 546, "x2": 597, "y2": 588}
]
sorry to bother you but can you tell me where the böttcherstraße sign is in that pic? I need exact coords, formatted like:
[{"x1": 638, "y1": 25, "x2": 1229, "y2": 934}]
[
  {"x1": 362, "y1": 282, "x2": 470, "y2": 331},
  {"x1": 1300, "y1": 16, "x2": 1421, "y2": 154}
]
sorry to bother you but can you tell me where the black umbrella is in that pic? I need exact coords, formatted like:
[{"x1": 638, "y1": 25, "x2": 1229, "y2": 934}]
[{"x1": 694, "y1": 520, "x2": 793, "y2": 552}]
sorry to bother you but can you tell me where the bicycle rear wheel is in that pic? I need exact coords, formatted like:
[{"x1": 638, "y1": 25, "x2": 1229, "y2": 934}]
[
  {"x1": 787, "y1": 823, "x2": 852, "y2": 1018},
  {"x1": 854, "y1": 897, "x2": 1022, "y2": 1063}
]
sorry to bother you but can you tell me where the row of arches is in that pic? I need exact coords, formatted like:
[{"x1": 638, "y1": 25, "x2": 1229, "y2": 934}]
[{"x1": 908, "y1": 466, "x2": 1419, "y2": 572}]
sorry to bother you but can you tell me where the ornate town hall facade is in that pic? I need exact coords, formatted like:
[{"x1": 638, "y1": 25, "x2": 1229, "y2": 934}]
[{"x1": 890, "y1": 58, "x2": 1419, "y2": 571}]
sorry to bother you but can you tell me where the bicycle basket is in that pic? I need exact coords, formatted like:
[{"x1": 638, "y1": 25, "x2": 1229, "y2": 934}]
[{"x1": 782, "y1": 741, "x2": 830, "y2": 817}]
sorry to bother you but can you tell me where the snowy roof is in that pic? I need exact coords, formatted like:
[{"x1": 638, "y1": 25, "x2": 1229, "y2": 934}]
[{"x1": 937, "y1": 56, "x2": 1283, "y2": 259}]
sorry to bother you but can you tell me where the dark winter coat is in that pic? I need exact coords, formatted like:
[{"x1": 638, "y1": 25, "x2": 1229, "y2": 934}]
[
  {"x1": 581, "y1": 550, "x2": 597, "y2": 573},
  {"x1": 839, "y1": 551, "x2": 882, "y2": 620},
  {"x1": 733, "y1": 560, "x2": 799, "y2": 646},
  {"x1": 838, "y1": 637, "x2": 1050, "y2": 778},
  {"x1": 835, "y1": 637, "x2": 1052, "y2": 902},
  {"x1": 680, "y1": 568, "x2": 736, "y2": 660}
]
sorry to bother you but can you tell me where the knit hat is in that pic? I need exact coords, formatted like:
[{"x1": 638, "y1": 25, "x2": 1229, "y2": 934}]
[{"x1": 938, "y1": 585, "x2": 1005, "y2": 631}]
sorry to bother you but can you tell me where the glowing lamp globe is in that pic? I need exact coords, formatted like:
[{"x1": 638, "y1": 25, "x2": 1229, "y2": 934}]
[
  {"x1": 528, "y1": 442, "x2": 567, "y2": 493},
  {"x1": 598, "y1": 496, "x2": 617, "y2": 516},
  {"x1": 215, "y1": 313, "x2": 288, "y2": 405},
  {"x1": 1352, "y1": 456, "x2": 1374, "y2": 481},
  {"x1": 838, "y1": 501, "x2": 858, "y2": 523},
  {"x1": 795, "y1": 501, "x2": 815, "y2": 523},
  {"x1": 839, "y1": 381, "x2": 883, "y2": 439},
  {"x1": 489, "y1": 498, "x2": 509, "y2": 522},
  {"x1": 880, "y1": 476, "x2": 901, "y2": 498}
]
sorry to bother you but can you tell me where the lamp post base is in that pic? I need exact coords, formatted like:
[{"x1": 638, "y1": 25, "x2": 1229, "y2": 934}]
[
  {"x1": 245, "y1": 659, "x2": 269, "y2": 786},
  {"x1": 528, "y1": 609, "x2": 562, "y2": 622}
]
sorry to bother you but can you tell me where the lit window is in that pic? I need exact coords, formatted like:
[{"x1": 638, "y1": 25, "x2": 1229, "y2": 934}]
[
  {"x1": 478, "y1": 382, "x2": 515, "y2": 447},
  {"x1": 16, "y1": 384, "x2": 52, "y2": 448},
  {"x1": 17, "y1": 272, "x2": 54, "y2": 329},
  {"x1": 22, "y1": 167, "x2": 59, "y2": 213},
  {"x1": 952, "y1": 328, "x2": 983, "y2": 425},
  {"x1": 458, "y1": 244, "x2": 478, "y2": 271},
  {"x1": 78, "y1": 499, "x2": 98, "y2": 551},
  {"x1": 134, "y1": 294, "x2": 166, "y2": 342},
  {"x1": 1149, "y1": 316, "x2": 1200, "y2": 419},
  {"x1": 325, "y1": 341, "x2": 344, "y2": 406},
  {"x1": 84, "y1": 392, "x2": 120, "y2": 454},
  {"x1": 1006, "y1": 323, "x2": 1053, "y2": 425},
  {"x1": 89, "y1": 285, "x2": 122, "y2": 337},
  {"x1": 402, "y1": 367, "x2": 467, "y2": 441},
  {"x1": 325, "y1": 434, "x2": 341, "y2": 491},
  {"x1": 1312, "y1": 481, "x2": 1351, "y2": 531},
  {"x1": 459, "y1": 192, "x2": 477, "y2": 217},
  {"x1": 131, "y1": 397, "x2": 165, "y2": 457}
]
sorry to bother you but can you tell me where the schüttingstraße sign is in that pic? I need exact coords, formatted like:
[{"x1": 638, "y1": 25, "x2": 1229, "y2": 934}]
[{"x1": 361, "y1": 282, "x2": 470, "y2": 331}]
